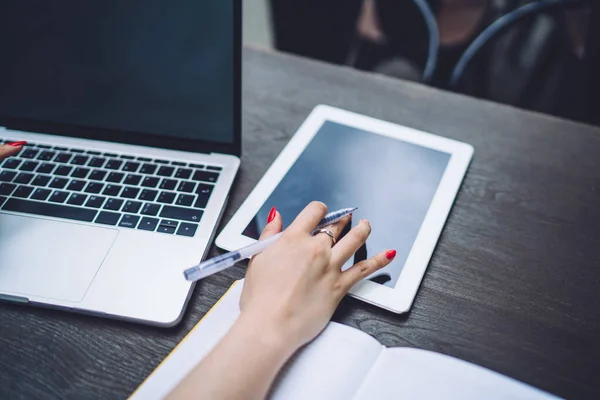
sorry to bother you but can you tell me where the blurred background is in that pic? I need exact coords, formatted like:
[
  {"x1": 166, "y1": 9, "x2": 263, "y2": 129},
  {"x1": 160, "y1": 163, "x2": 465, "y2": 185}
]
[{"x1": 243, "y1": 0, "x2": 599, "y2": 126}]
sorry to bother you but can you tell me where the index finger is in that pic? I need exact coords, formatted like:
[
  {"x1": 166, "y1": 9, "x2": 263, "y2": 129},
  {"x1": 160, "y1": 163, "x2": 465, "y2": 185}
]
[
  {"x1": 0, "y1": 143, "x2": 25, "y2": 161},
  {"x1": 288, "y1": 201, "x2": 328, "y2": 234}
]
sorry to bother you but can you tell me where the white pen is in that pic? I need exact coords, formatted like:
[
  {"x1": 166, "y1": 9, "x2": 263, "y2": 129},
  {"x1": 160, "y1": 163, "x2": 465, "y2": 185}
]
[{"x1": 183, "y1": 207, "x2": 357, "y2": 282}]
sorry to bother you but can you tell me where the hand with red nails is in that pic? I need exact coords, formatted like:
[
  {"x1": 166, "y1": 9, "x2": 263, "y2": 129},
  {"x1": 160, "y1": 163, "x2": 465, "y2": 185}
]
[
  {"x1": 0, "y1": 141, "x2": 26, "y2": 161},
  {"x1": 170, "y1": 201, "x2": 396, "y2": 400}
]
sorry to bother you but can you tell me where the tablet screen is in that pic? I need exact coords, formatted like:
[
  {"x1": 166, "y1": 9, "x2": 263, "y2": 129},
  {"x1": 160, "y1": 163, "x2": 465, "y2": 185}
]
[{"x1": 243, "y1": 121, "x2": 451, "y2": 287}]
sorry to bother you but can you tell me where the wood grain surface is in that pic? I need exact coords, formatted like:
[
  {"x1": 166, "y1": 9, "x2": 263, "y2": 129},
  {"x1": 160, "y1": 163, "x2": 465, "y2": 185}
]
[{"x1": 1, "y1": 47, "x2": 599, "y2": 399}]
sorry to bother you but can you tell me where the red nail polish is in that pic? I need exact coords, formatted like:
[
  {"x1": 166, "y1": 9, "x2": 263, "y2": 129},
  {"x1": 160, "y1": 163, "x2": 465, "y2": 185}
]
[
  {"x1": 267, "y1": 206, "x2": 277, "y2": 223},
  {"x1": 386, "y1": 250, "x2": 397, "y2": 260},
  {"x1": 8, "y1": 141, "x2": 27, "y2": 147}
]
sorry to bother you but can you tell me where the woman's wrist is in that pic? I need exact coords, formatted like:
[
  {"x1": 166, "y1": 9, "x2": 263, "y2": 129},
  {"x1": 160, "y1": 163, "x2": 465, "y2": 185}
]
[{"x1": 234, "y1": 311, "x2": 302, "y2": 359}]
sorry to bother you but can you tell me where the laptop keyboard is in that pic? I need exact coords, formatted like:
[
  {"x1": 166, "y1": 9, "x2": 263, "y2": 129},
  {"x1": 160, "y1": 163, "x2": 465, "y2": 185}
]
[{"x1": 0, "y1": 140, "x2": 222, "y2": 238}]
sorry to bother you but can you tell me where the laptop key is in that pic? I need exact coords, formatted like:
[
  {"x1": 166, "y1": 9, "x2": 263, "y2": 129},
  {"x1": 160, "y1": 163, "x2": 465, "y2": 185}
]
[
  {"x1": 106, "y1": 172, "x2": 125, "y2": 183},
  {"x1": 122, "y1": 162, "x2": 140, "y2": 172},
  {"x1": 176, "y1": 222, "x2": 198, "y2": 237},
  {"x1": 21, "y1": 149, "x2": 39, "y2": 159},
  {"x1": 188, "y1": 163, "x2": 205, "y2": 169},
  {"x1": 157, "y1": 191, "x2": 176, "y2": 204},
  {"x1": 84, "y1": 182, "x2": 104, "y2": 194},
  {"x1": 86, "y1": 150, "x2": 102, "y2": 155},
  {"x1": 0, "y1": 196, "x2": 5, "y2": 207},
  {"x1": 171, "y1": 161, "x2": 186, "y2": 167},
  {"x1": 20, "y1": 161, "x2": 39, "y2": 171},
  {"x1": 49, "y1": 190, "x2": 69, "y2": 203},
  {"x1": 104, "y1": 152, "x2": 118, "y2": 158},
  {"x1": 54, "y1": 153, "x2": 72, "y2": 163},
  {"x1": 119, "y1": 214, "x2": 140, "y2": 229},
  {"x1": 120, "y1": 186, "x2": 140, "y2": 199},
  {"x1": 2, "y1": 198, "x2": 97, "y2": 222},
  {"x1": 159, "y1": 206, "x2": 203, "y2": 223},
  {"x1": 124, "y1": 174, "x2": 142, "y2": 186},
  {"x1": 67, "y1": 179, "x2": 86, "y2": 192},
  {"x1": 122, "y1": 200, "x2": 142, "y2": 214},
  {"x1": 157, "y1": 166, "x2": 175, "y2": 177},
  {"x1": 192, "y1": 170, "x2": 219, "y2": 183},
  {"x1": 120, "y1": 155, "x2": 135, "y2": 160},
  {"x1": 141, "y1": 203, "x2": 160, "y2": 216},
  {"x1": 85, "y1": 195, "x2": 106, "y2": 208},
  {"x1": 89, "y1": 170, "x2": 107, "y2": 181},
  {"x1": 89, "y1": 157, "x2": 106, "y2": 168},
  {"x1": 37, "y1": 145, "x2": 52, "y2": 149},
  {"x1": 194, "y1": 183, "x2": 214, "y2": 209},
  {"x1": 0, "y1": 171, "x2": 17, "y2": 182},
  {"x1": 137, "y1": 217, "x2": 159, "y2": 232},
  {"x1": 31, "y1": 175, "x2": 51, "y2": 187},
  {"x1": 53, "y1": 146, "x2": 69, "y2": 151},
  {"x1": 14, "y1": 173, "x2": 34, "y2": 185},
  {"x1": 139, "y1": 189, "x2": 158, "y2": 202},
  {"x1": 55, "y1": 165, "x2": 73, "y2": 176},
  {"x1": 137, "y1": 157, "x2": 152, "y2": 162},
  {"x1": 159, "y1": 179, "x2": 177, "y2": 190},
  {"x1": 36, "y1": 163, "x2": 56, "y2": 174},
  {"x1": 13, "y1": 185, "x2": 34, "y2": 198},
  {"x1": 177, "y1": 181, "x2": 195, "y2": 193},
  {"x1": 206, "y1": 166, "x2": 223, "y2": 171},
  {"x1": 139, "y1": 164, "x2": 157, "y2": 175},
  {"x1": 37, "y1": 151, "x2": 56, "y2": 161},
  {"x1": 71, "y1": 155, "x2": 89, "y2": 165},
  {"x1": 160, "y1": 219, "x2": 178, "y2": 229},
  {"x1": 72, "y1": 167, "x2": 90, "y2": 179},
  {"x1": 95, "y1": 211, "x2": 121, "y2": 226},
  {"x1": 3, "y1": 159, "x2": 21, "y2": 169},
  {"x1": 157, "y1": 222, "x2": 177, "y2": 234},
  {"x1": 0, "y1": 183, "x2": 17, "y2": 196},
  {"x1": 103, "y1": 184, "x2": 122, "y2": 196},
  {"x1": 105, "y1": 159, "x2": 123, "y2": 170},
  {"x1": 104, "y1": 198, "x2": 124, "y2": 211},
  {"x1": 67, "y1": 193, "x2": 87, "y2": 206},
  {"x1": 175, "y1": 168, "x2": 192, "y2": 179},
  {"x1": 176, "y1": 194, "x2": 195, "y2": 207},
  {"x1": 49, "y1": 178, "x2": 69, "y2": 189},
  {"x1": 31, "y1": 188, "x2": 52, "y2": 201},
  {"x1": 141, "y1": 176, "x2": 159, "y2": 188}
]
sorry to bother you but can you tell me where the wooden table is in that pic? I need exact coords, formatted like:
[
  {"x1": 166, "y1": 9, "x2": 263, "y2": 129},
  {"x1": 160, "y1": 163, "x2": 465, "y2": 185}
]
[{"x1": 2, "y1": 47, "x2": 600, "y2": 399}]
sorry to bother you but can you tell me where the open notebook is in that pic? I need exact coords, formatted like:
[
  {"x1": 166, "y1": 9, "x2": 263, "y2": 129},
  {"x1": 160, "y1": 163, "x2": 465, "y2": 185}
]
[{"x1": 130, "y1": 281, "x2": 560, "y2": 400}]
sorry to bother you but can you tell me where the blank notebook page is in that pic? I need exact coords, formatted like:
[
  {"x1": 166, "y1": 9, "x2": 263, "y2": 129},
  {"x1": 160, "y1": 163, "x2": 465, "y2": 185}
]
[{"x1": 353, "y1": 348, "x2": 561, "y2": 400}]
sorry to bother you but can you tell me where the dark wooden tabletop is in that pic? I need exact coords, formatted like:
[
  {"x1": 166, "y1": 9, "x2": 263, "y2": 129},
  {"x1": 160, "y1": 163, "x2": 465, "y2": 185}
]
[{"x1": 2, "y1": 47, "x2": 600, "y2": 400}]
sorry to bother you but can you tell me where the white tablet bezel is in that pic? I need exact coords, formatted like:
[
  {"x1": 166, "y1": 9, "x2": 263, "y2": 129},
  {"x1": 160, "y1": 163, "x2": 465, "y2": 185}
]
[{"x1": 216, "y1": 105, "x2": 473, "y2": 313}]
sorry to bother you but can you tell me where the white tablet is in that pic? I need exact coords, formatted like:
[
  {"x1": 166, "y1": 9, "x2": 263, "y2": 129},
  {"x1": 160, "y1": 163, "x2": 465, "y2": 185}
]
[{"x1": 216, "y1": 105, "x2": 473, "y2": 313}]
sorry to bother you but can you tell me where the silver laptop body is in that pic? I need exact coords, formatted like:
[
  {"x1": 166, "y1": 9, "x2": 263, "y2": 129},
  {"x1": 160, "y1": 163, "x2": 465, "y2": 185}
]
[{"x1": 0, "y1": 0, "x2": 242, "y2": 326}]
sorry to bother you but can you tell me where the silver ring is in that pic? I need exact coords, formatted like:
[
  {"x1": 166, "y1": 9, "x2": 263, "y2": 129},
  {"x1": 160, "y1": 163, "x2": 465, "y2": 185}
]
[{"x1": 315, "y1": 229, "x2": 336, "y2": 246}]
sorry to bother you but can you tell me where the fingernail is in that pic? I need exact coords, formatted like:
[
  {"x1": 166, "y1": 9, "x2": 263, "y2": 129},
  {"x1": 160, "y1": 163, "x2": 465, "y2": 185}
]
[
  {"x1": 267, "y1": 206, "x2": 277, "y2": 223},
  {"x1": 8, "y1": 140, "x2": 27, "y2": 147},
  {"x1": 386, "y1": 250, "x2": 397, "y2": 260}
]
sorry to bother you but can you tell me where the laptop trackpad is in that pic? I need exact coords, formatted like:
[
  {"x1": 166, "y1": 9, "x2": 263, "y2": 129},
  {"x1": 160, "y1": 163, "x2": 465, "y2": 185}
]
[{"x1": 0, "y1": 214, "x2": 118, "y2": 303}]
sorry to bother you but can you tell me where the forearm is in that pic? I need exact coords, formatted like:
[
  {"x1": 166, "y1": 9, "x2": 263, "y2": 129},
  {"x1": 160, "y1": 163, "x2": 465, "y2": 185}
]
[{"x1": 167, "y1": 314, "x2": 297, "y2": 400}]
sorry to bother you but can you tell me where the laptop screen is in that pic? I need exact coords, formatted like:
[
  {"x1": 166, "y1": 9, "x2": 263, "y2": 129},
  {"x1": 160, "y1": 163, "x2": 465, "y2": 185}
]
[{"x1": 0, "y1": 1, "x2": 239, "y2": 153}]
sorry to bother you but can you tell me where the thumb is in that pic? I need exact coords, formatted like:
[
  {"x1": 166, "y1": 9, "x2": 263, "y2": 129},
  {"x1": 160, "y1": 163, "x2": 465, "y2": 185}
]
[
  {"x1": 0, "y1": 143, "x2": 24, "y2": 161},
  {"x1": 246, "y1": 207, "x2": 282, "y2": 273},
  {"x1": 259, "y1": 206, "x2": 282, "y2": 240}
]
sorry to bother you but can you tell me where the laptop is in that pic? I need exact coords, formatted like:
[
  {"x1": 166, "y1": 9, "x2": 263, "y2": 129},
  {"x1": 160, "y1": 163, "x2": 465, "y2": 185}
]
[{"x1": 0, "y1": 1, "x2": 241, "y2": 326}]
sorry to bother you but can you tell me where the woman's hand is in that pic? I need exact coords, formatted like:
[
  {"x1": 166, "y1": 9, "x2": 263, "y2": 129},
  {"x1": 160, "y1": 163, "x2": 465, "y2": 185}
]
[
  {"x1": 169, "y1": 201, "x2": 396, "y2": 400},
  {"x1": 240, "y1": 201, "x2": 396, "y2": 353},
  {"x1": 0, "y1": 141, "x2": 26, "y2": 161}
]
